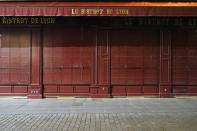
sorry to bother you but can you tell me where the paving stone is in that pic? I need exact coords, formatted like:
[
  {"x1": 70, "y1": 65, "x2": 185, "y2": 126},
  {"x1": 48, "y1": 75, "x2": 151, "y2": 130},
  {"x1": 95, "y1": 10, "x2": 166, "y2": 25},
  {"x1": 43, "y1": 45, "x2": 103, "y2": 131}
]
[{"x1": 0, "y1": 98, "x2": 197, "y2": 130}]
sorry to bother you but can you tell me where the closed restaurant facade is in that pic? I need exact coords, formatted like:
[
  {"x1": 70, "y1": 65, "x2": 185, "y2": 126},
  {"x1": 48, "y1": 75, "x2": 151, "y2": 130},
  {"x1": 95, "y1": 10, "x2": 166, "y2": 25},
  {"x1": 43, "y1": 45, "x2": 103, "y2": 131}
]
[{"x1": 0, "y1": 0, "x2": 197, "y2": 98}]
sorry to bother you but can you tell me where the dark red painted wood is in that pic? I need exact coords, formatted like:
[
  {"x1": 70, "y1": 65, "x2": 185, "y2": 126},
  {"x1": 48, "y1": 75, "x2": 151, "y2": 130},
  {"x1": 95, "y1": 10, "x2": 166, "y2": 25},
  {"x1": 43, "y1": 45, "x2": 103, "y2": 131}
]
[
  {"x1": 189, "y1": 86, "x2": 197, "y2": 96},
  {"x1": 0, "y1": 86, "x2": 11, "y2": 93},
  {"x1": 97, "y1": 30, "x2": 111, "y2": 86},
  {"x1": 171, "y1": 29, "x2": 197, "y2": 96},
  {"x1": 110, "y1": 29, "x2": 160, "y2": 96},
  {"x1": 28, "y1": 28, "x2": 43, "y2": 98},
  {"x1": 143, "y1": 86, "x2": 157, "y2": 96},
  {"x1": 159, "y1": 30, "x2": 172, "y2": 97},
  {"x1": 1, "y1": 26, "x2": 197, "y2": 98},
  {"x1": 91, "y1": 30, "x2": 111, "y2": 98},
  {"x1": 0, "y1": 28, "x2": 30, "y2": 85},
  {"x1": 127, "y1": 86, "x2": 142, "y2": 96},
  {"x1": 43, "y1": 26, "x2": 95, "y2": 97},
  {"x1": 1, "y1": 2, "x2": 197, "y2": 16},
  {"x1": 44, "y1": 86, "x2": 58, "y2": 93},
  {"x1": 31, "y1": 29, "x2": 41, "y2": 85},
  {"x1": 0, "y1": 27, "x2": 30, "y2": 95},
  {"x1": 13, "y1": 86, "x2": 27, "y2": 93}
]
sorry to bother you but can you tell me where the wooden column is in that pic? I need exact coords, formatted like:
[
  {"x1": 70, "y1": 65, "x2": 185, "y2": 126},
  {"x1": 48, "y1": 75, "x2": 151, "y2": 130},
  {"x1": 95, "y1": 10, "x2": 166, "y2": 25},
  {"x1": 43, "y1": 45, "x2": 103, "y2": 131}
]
[
  {"x1": 27, "y1": 28, "x2": 43, "y2": 98},
  {"x1": 159, "y1": 30, "x2": 172, "y2": 97},
  {"x1": 90, "y1": 30, "x2": 110, "y2": 98}
]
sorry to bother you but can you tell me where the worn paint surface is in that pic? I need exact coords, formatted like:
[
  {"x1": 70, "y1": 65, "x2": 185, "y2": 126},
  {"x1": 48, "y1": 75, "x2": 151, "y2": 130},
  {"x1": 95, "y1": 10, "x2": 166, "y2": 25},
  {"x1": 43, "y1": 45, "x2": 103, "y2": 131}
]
[{"x1": 0, "y1": 26, "x2": 197, "y2": 97}]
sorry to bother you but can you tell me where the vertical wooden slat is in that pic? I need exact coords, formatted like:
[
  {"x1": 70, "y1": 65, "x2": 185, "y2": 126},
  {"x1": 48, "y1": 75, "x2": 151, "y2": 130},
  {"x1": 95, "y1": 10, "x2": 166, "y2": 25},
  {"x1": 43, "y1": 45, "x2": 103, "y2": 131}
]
[
  {"x1": 98, "y1": 31, "x2": 111, "y2": 85},
  {"x1": 159, "y1": 30, "x2": 172, "y2": 97},
  {"x1": 28, "y1": 28, "x2": 42, "y2": 98}
]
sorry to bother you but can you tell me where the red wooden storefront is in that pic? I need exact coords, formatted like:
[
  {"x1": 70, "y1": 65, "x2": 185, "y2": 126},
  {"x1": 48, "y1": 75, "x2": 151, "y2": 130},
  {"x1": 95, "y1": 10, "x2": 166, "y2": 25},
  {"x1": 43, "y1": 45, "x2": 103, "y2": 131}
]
[{"x1": 0, "y1": 1, "x2": 197, "y2": 98}]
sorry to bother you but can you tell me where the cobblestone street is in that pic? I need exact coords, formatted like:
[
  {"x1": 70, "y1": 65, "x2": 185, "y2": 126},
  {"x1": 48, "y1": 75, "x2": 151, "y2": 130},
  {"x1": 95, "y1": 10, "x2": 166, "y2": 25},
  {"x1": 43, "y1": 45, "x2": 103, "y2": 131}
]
[{"x1": 0, "y1": 98, "x2": 197, "y2": 131}]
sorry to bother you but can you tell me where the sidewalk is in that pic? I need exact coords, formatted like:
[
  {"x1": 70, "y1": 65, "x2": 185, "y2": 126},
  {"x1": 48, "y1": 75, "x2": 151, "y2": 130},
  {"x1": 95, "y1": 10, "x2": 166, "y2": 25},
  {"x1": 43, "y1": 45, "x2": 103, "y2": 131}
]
[{"x1": 0, "y1": 98, "x2": 197, "y2": 131}]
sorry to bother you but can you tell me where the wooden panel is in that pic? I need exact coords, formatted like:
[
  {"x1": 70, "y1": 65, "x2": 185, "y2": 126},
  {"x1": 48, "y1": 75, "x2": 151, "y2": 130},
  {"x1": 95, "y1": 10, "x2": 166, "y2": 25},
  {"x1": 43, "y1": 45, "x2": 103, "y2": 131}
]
[
  {"x1": 0, "y1": 69, "x2": 9, "y2": 84},
  {"x1": 13, "y1": 86, "x2": 27, "y2": 93},
  {"x1": 188, "y1": 30, "x2": 197, "y2": 85},
  {"x1": 43, "y1": 26, "x2": 95, "y2": 96},
  {"x1": 112, "y1": 86, "x2": 126, "y2": 96},
  {"x1": 97, "y1": 31, "x2": 110, "y2": 85},
  {"x1": 144, "y1": 69, "x2": 158, "y2": 84},
  {"x1": 111, "y1": 29, "x2": 143, "y2": 85},
  {"x1": 0, "y1": 31, "x2": 9, "y2": 83},
  {"x1": 173, "y1": 86, "x2": 188, "y2": 95},
  {"x1": 127, "y1": 69, "x2": 143, "y2": 84},
  {"x1": 160, "y1": 31, "x2": 171, "y2": 85},
  {"x1": 189, "y1": 86, "x2": 197, "y2": 95},
  {"x1": 31, "y1": 28, "x2": 41, "y2": 85},
  {"x1": 127, "y1": 86, "x2": 142, "y2": 96},
  {"x1": 43, "y1": 26, "x2": 94, "y2": 87},
  {"x1": 0, "y1": 28, "x2": 30, "y2": 85},
  {"x1": 98, "y1": 86, "x2": 109, "y2": 94},
  {"x1": 188, "y1": 69, "x2": 197, "y2": 84},
  {"x1": 111, "y1": 29, "x2": 160, "y2": 96},
  {"x1": 143, "y1": 86, "x2": 157, "y2": 95},
  {"x1": 44, "y1": 86, "x2": 58, "y2": 93},
  {"x1": 75, "y1": 86, "x2": 90, "y2": 93},
  {"x1": 172, "y1": 30, "x2": 197, "y2": 86},
  {"x1": 172, "y1": 30, "x2": 188, "y2": 85},
  {"x1": 0, "y1": 86, "x2": 11, "y2": 93},
  {"x1": 59, "y1": 86, "x2": 74, "y2": 93},
  {"x1": 143, "y1": 30, "x2": 160, "y2": 86},
  {"x1": 159, "y1": 31, "x2": 172, "y2": 97},
  {"x1": 0, "y1": 28, "x2": 30, "y2": 95},
  {"x1": 111, "y1": 29, "x2": 159, "y2": 85},
  {"x1": 172, "y1": 69, "x2": 187, "y2": 84}
]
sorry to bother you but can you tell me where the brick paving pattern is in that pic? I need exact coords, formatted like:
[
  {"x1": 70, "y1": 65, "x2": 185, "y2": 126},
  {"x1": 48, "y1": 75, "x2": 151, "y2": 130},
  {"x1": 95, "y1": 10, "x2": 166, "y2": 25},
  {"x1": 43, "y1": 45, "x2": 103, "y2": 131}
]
[
  {"x1": 0, "y1": 98, "x2": 197, "y2": 131},
  {"x1": 0, "y1": 112, "x2": 197, "y2": 131}
]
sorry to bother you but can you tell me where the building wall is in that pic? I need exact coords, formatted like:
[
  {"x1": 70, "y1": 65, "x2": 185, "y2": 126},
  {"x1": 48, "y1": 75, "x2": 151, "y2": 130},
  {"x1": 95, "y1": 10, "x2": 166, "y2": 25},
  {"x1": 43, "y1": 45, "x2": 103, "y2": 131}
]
[{"x1": 0, "y1": 25, "x2": 197, "y2": 98}]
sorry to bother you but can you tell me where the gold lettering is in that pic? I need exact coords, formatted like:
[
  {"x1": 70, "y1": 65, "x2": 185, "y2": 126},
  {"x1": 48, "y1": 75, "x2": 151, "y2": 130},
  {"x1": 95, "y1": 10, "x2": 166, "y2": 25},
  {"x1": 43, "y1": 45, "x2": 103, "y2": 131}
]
[
  {"x1": 51, "y1": 18, "x2": 55, "y2": 24},
  {"x1": 12, "y1": 18, "x2": 16, "y2": 24},
  {"x1": 80, "y1": 9, "x2": 103, "y2": 15},
  {"x1": 116, "y1": 9, "x2": 128, "y2": 15},
  {"x1": 8, "y1": 18, "x2": 12, "y2": 24},
  {"x1": 1, "y1": 17, "x2": 56, "y2": 25},
  {"x1": 2, "y1": 17, "x2": 28, "y2": 24},
  {"x1": 24, "y1": 18, "x2": 28, "y2": 24},
  {"x1": 86, "y1": 9, "x2": 90, "y2": 15},
  {"x1": 81, "y1": 9, "x2": 85, "y2": 15},
  {"x1": 72, "y1": 9, "x2": 78, "y2": 15},
  {"x1": 99, "y1": 9, "x2": 103, "y2": 15},
  {"x1": 17, "y1": 18, "x2": 21, "y2": 24},
  {"x1": 2, "y1": 18, "x2": 7, "y2": 24},
  {"x1": 107, "y1": 9, "x2": 113, "y2": 15},
  {"x1": 40, "y1": 17, "x2": 55, "y2": 24},
  {"x1": 31, "y1": 18, "x2": 39, "y2": 24}
]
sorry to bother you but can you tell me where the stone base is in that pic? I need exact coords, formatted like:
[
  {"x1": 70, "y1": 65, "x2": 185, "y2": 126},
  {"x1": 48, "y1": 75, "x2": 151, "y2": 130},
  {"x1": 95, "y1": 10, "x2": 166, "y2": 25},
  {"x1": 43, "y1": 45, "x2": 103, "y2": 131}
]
[
  {"x1": 159, "y1": 86, "x2": 173, "y2": 98},
  {"x1": 27, "y1": 86, "x2": 43, "y2": 99}
]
